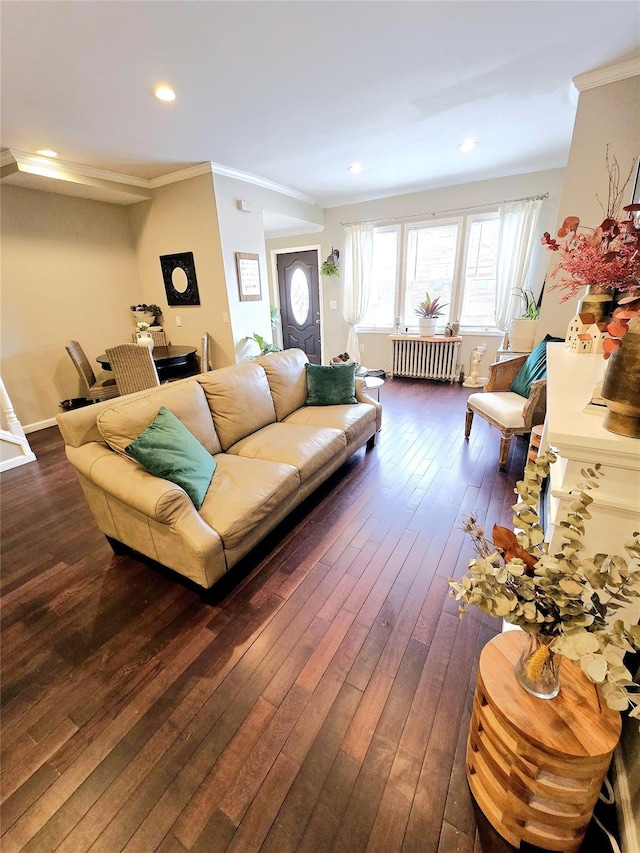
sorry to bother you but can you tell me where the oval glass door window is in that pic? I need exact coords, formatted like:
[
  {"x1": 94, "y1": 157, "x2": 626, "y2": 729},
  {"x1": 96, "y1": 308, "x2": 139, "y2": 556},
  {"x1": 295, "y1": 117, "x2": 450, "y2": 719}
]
[{"x1": 290, "y1": 267, "x2": 310, "y2": 325}]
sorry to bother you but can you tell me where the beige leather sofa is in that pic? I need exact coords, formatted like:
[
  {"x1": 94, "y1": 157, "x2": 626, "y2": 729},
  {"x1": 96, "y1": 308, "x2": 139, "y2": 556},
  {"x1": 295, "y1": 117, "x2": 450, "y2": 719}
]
[{"x1": 56, "y1": 349, "x2": 382, "y2": 589}]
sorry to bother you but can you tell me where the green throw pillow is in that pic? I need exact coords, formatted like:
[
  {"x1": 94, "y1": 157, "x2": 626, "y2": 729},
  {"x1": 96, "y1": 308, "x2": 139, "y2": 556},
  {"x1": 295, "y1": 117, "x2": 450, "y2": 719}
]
[
  {"x1": 125, "y1": 406, "x2": 216, "y2": 509},
  {"x1": 306, "y1": 362, "x2": 357, "y2": 406},
  {"x1": 510, "y1": 335, "x2": 563, "y2": 399}
]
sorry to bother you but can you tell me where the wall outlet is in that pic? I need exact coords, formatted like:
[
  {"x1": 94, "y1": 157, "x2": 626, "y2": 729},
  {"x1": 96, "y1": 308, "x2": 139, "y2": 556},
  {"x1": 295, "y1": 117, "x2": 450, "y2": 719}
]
[
  {"x1": 223, "y1": 312, "x2": 229, "y2": 323},
  {"x1": 176, "y1": 316, "x2": 182, "y2": 327},
  {"x1": 330, "y1": 300, "x2": 337, "y2": 309},
  {"x1": 359, "y1": 344, "x2": 365, "y2": 353}
]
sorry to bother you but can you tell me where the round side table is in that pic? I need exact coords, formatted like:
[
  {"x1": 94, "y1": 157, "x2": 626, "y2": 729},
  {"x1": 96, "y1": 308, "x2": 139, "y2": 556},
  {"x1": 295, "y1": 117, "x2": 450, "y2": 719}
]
[
  {"x1": 467, "y1": 631, "x2": 621, "y2": 853},
  {"x1": 364, "y1": 376, "x2": 385, "y2": 401}
]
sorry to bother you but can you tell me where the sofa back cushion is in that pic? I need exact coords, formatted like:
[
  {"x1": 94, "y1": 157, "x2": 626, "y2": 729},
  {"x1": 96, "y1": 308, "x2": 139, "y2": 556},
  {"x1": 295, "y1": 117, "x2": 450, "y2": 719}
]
[
  {"x1": 97, "y1": 380, "x2": 222, "y2": 455},
  {"x1": 256, "y1": 348, "x2": 309, "y2": 421},
  {"x1": 199, "y1": 362, "x2": 277, "y2": 450}
]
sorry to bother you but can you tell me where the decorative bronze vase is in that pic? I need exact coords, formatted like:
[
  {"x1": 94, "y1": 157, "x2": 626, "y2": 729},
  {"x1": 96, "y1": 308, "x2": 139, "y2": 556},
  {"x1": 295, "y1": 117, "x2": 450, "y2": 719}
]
[
  {"x1": 578, "y1": 286, "x2": 614, "y2": 323},
  {"x1": 601, "y1": 324, "x2": 640, "y2": 438}
]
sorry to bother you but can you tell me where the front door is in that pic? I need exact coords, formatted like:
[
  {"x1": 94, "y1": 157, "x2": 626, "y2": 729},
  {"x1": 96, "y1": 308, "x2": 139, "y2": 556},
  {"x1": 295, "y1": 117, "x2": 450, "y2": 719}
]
[{"x1": 276, "y1": 250, "x2": 321, "y2": 364}]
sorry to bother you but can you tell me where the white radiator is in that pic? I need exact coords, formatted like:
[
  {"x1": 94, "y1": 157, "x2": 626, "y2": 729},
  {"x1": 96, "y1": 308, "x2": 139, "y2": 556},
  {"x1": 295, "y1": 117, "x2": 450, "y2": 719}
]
[{"x1": 391, "y1": 337, "x2": 460, "y2": 383}]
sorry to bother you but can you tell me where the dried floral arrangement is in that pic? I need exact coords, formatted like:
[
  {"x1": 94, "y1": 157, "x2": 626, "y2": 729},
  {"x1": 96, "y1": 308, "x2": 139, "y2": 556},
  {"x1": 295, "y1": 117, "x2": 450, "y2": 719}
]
[
  {"x1": 541, "y1": 149, "x2": 640, "y2": 302},
  {"x1": 449, "y1": 451, "x2": 640, "y2": 720}
]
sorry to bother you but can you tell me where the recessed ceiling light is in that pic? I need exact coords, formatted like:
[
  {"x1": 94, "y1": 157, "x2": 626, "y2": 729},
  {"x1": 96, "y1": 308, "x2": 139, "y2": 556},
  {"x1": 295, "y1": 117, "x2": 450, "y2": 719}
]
[
  {"x1": 458, "y1": 138, "x2": 479, "y2": 152},
  {"x1": 36, "y1": 149, "x2": 59, "y2": 158},
  {"x1": 348, "y1": 162, "x2": 363, "y2": 175},
  {"x1": 153, "y1": 85, "x2": 176, "y2": 102}
]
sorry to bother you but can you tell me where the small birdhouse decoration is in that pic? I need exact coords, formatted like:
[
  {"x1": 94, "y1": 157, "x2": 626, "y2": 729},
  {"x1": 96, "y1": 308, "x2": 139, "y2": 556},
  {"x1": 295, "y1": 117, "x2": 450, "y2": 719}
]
[{"x1": 566, "y1": 312, "x2": 608, "y2": 354}]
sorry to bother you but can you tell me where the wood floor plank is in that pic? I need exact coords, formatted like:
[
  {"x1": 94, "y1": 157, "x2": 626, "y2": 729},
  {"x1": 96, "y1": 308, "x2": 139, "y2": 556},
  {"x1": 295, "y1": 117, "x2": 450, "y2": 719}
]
[{"x1": 2, "y1": 380, "x2": 608, "y2": 853}]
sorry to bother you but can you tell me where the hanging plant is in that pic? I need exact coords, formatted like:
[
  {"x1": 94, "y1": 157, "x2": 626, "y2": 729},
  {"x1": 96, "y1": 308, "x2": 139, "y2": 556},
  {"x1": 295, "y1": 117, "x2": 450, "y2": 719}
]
[{"x1": 321, "y1": 248, "x2": 340, "y2": 278}]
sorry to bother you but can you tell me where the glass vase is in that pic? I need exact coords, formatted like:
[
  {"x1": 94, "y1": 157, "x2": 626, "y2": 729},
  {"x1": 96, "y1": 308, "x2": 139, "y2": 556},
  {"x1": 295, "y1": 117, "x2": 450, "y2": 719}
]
[{"x1": 514, "y1": 633, "x2": 560, "y2": 700}]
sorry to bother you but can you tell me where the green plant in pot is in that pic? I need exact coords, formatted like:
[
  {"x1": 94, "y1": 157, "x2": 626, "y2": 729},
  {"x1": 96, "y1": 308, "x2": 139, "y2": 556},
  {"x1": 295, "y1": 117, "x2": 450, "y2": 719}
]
[
  {"x1": 247, "y1": 333, "x2": 280, "y2": 358},
  {"x1": 509, "y1": 288, "x2": 539, "y2": 351},
  {"x1": 321, "y1": 248, "x2": 340, "y2": 278},
  {"x1": 131, "y1": 303, "x2": 163, "y2": 325},
  {"x1": 415, "y1": 292, "x2": 447, "y2": 335}
]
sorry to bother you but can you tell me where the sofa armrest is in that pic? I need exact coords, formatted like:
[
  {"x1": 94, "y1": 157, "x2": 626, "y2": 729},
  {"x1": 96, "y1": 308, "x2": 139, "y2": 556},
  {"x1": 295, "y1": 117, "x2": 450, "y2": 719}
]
[
  {"x1": 66, "y1": 443, "x2": 197, "y2": 524},
  {"x1": 483, "y1": 355, "x2": 528, "y2": 392},
  {"x1": 355, "y1": 377, "x2": 382, "y2": 431}
]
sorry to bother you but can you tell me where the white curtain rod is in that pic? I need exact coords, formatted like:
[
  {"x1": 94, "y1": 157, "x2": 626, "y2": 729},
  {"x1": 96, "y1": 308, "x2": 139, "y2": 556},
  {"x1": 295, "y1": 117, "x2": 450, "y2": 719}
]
[{"x1": 339, "y1": 192, "x2": 549, "y2": 227}]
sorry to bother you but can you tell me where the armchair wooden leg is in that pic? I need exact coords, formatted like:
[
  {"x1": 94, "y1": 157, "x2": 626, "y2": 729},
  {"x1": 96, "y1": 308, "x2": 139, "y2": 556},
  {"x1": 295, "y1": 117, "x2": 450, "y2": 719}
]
[
  {"x1": 498, "y1": 434, "x2": 512, "y2": 470},
  {"x1": 465, "y1": 409, "x2": 474, "y2": 439}
]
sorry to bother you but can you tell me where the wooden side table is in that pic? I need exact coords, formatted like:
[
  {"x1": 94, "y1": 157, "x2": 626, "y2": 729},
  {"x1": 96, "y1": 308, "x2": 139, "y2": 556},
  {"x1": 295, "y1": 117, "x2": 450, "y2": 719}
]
[{"x1": 467, "y1": 631, "x2": 621, "y2": 852}]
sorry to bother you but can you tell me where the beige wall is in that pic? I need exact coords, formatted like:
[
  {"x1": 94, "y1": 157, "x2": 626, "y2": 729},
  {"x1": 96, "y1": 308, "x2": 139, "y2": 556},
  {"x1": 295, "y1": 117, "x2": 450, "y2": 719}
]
[
  {"x1": 211, "y1": 173, "x2": 324, "y2": 361},
  {"x1": 127, "y1": 172, "x2": 235, "y2": 369},
  {"x1": 538, "y1": 74, "x2": 640, "y2": 337},
  {"x1": 0, "y1": 186, "x2": 141, "y2": 428},
  {"x1": 267, "y1": 168, "x2": 565, "y2": 375}
]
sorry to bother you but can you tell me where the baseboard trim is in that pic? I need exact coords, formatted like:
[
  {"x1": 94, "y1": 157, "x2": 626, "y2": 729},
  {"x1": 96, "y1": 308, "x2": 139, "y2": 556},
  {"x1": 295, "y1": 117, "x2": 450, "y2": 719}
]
[{"x1": 24, "y1": 417, "x2": 57, "y2": 434}]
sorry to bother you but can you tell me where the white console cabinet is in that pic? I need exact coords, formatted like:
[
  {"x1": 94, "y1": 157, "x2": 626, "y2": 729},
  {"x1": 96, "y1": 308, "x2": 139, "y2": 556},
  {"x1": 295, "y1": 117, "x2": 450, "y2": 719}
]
[
  {"x1": 543, "y1": 344, "x2": 640, "y2": 853},
  {"x1": 542, "y1": 344, "x2": 640, "y2": 566}
]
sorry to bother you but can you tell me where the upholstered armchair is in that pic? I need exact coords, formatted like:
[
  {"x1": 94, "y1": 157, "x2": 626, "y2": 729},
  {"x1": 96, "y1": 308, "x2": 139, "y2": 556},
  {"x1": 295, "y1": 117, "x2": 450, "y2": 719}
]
[{"x1": 464, "y1": 355, "x2": 547, "y2": 469}]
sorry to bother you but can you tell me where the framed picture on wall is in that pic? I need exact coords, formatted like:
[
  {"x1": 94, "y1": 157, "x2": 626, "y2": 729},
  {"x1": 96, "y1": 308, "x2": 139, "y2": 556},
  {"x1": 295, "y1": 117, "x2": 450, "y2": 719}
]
[
  {"x1": 160, "y1": 251, "x2": 201, "y2": 306},
  {"x1": 235, "y1": 252, "x2": 262, "y2": 302}
]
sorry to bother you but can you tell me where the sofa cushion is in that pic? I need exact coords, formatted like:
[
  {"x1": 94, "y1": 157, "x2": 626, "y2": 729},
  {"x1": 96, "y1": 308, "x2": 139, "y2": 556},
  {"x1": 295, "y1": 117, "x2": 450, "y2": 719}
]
[
  {"x1": 199, "y1": 363, "x2": 277, "y2": 450},
  {"x1": 256, "y1": 348, "x2": 309, "y2": 421},
  {"x1": 284, "y1": 403, "x2": 376, "y2": 446},
  {"x1": 510, "y1": 336, "x2": 562, "y2": 399},
  {"x1": 97, "y1": 380, "x2": 222, "y2": 455},
  {"x1": 199, "y1": 455, "x2": 299, "y2": 551},
  {"x1": 228, "y1": 423, "x2": 346, "y2": 482},
  {"x1": 306, "y1": 363, "x2": 357, "y2": 406},
  {"x1": 125, "y1": 407, "x2": 217, "y2": 509}
]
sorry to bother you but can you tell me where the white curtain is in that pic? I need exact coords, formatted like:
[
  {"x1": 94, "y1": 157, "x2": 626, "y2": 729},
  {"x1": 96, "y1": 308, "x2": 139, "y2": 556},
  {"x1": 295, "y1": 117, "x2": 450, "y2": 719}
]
[
  {"x1": 342, "y1": 223, "x2": 374, "y2": 358},
  {"x1": 494, "y1": 198, "x2": 544, "y2": 331}
]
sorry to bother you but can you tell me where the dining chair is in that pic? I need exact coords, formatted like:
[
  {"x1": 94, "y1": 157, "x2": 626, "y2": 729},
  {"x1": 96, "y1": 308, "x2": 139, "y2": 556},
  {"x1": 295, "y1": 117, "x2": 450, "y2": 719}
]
[
  {"x1": 105, "y1": 343, "x2": 161, "y2": 395},
  {"x1": 130, "y1": 329, "x2": 169, "y2": 347},
  {"x1": 65, "y1": 340, "x2": 120, "y2": 402},
  {"x1": 201, "y1": 332, "x2": 214, "y2": 372}
]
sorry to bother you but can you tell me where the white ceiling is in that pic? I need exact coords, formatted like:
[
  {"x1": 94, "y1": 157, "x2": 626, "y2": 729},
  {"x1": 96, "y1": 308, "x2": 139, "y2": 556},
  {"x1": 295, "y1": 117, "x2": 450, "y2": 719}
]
[{"x1": 1, "y1": 1, "x2": 639, "y2": 209}]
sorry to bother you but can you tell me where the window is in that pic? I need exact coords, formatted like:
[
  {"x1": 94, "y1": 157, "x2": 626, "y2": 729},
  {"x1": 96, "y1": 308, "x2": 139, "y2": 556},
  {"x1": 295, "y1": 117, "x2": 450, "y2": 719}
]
[
  {"x1": 404, "y1": 220, "x2": 460, "y2": 327},
  {"x1": 358, "y1": 210, "x2": 499, "y2": 333},
  {"x1": 459, "y1": 215, "x2": 500, "y2": 329},
  {"x1": 359, "y1": 227, "x2": 398, "y2": 329}
]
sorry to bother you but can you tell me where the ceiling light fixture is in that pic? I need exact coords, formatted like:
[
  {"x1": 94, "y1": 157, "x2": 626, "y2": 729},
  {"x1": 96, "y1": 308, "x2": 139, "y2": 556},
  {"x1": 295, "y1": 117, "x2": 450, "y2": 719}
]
[
  {"x1": 36, "y1": 149, "x2": 59, "y2": 158},
  {"x1": 458, "y1": 138, "x2": 479, "y2": 152},
  {"x1": 154, "y1": 85, "x2": 176, "y2": 102},
  {"x1": 348, "y1": 162, "x2": 363, "y2": 175}
]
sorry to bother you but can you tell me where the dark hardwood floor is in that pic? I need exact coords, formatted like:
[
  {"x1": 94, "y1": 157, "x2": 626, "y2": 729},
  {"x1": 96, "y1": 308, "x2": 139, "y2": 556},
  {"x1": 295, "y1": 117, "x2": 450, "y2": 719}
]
[{"x1": 1, "y1": 379, "x2": 619, "y2": 852}]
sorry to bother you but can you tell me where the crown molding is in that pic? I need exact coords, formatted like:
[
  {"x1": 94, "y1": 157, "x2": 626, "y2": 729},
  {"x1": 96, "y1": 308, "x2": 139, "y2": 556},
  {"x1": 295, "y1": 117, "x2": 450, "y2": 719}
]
[
  {"x1": 149, "y1": 162, "x2": 213, "y2": 187},
  {"x1": 209, "y1": 161, "x2": 317, "y2": 205},
  {"x1": 1, "y1": 149, "x2": 316, "y2": 205},
  {"x1": 1, "y1": 149, "x2": 151, "y2": 186},
  {"x1": 573, "y1": 57, "x2": 640, "y2": 92}
]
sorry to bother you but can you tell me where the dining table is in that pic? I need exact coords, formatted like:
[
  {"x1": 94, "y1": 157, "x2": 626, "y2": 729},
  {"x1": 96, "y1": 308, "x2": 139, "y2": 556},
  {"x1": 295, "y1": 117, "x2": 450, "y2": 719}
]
[{"x1": 96, "y1": 345, "x2": 200, "y2": 382}]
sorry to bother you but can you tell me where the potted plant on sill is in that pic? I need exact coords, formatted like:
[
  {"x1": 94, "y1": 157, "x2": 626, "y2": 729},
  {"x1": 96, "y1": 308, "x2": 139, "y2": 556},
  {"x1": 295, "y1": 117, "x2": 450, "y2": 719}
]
[
  {"x1": 415, "y1": 292, "x2": 447, "y2": 336},
  {"x1": 130, "y1": 303, "x2": 163, "y2": 326},
  {"x1": 509, "y1": 287, "x2": 540, "y2": 352}
]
